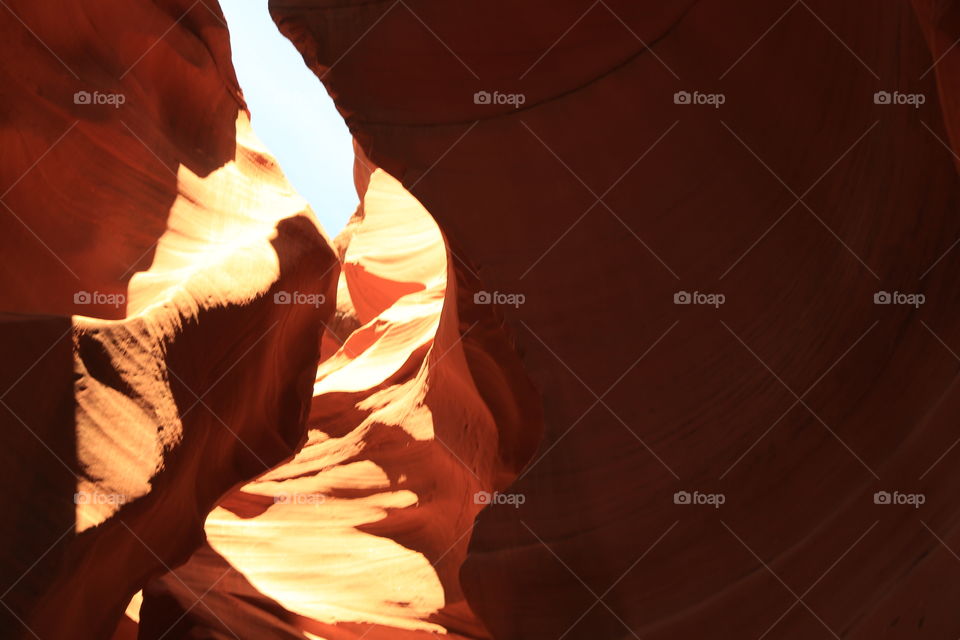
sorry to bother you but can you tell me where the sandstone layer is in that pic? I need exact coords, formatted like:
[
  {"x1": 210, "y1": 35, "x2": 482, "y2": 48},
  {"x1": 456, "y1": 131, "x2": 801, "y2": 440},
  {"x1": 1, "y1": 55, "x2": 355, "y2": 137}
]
[
  {"x1": 133, "y1": 148, "x2": 542, "y2": 639},
  {"x1": 4, "y1": 1, "x2": 960, "y2": 639},
  {"x1": 268, "y1": 1, "x2": 960, "y2": 638},
  {"x1": 0, "y1": 1, "x2": 337, "y2": 638}
]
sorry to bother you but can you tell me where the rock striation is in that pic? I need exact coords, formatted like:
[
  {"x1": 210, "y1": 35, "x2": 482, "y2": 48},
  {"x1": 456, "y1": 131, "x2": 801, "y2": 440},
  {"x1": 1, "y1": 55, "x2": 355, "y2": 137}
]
[
  {"x1": 0, "y1": 2, "x2": 337, "y2": 638},
  {"x1": 5, "y1": 1, "x2": 960, "y2": 639},
  {"x1": 270, "y1": 1, "x2": 960, "y2": 638}
]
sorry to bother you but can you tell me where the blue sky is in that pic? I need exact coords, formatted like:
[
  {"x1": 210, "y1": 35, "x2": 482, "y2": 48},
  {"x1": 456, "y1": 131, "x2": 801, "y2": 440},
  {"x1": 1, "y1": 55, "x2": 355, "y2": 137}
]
[{"x1": 220, "y1": 0, "x2": 357, "y2": 235}]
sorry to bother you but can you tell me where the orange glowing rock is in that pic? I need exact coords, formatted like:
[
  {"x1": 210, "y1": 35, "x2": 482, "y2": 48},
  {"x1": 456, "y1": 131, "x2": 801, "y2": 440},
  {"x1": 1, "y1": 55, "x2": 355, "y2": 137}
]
[
  {"x1": 0, "y1": 2, "x2": 337, "y2": 637},
  {"x1": 268, "y1": 1, "x2": 960, "y2": 639},
  {"x1": 10, "y1": 0, "x2": 960, "y2": 638},
  {"x1": 135, "y1": 151, "x2": 541, "y2": 639}
]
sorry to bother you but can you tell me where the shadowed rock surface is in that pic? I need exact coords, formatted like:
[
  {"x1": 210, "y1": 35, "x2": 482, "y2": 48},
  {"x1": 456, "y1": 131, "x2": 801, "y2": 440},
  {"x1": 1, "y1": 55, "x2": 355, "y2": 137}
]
[
  {"x1": 0, "y1": 1, "x2": 337, "y2": 638},
  {"x1": 269, "y1": 1, "x2": 960, "y2": 638},
  {"x1": 4, "y1": 1, "x2": 960, "y2": 639},
  {"x1": 135, "y1": 148, "x2": 542, "y2": 640}
]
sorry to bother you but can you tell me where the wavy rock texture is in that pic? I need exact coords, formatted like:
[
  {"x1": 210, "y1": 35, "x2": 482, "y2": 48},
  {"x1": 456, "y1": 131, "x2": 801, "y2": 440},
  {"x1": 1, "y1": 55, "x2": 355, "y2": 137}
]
[
  {"x1": 133, "y1": 149, "x2": 542, "y2": 639},
  {"x1": 7, "y1": 0, "x2": 960, "y2": 639},
  {"x1": 267, "y1": 1, "x2": 960, "y2": 639},
  {"x1": 0, "y1": 1, "x2": 337, "y2": 638}
]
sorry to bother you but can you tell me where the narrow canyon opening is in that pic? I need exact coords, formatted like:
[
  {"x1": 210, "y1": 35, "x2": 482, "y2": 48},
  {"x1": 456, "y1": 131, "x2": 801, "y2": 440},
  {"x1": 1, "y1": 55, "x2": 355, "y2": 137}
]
[
  {"x1": 104, "y1": 2, "x2": 546, "y2": 638},
  {"x1": 219, "y1": 0, "x2": 357, "y2": 236},
  {"x1": 6, "y1": 1, "x2": 960, "y2": 639}
]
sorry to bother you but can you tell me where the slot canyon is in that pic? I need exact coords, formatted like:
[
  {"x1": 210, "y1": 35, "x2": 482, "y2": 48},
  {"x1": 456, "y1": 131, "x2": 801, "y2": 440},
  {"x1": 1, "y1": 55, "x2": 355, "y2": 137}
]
[{"x1": 2, "y1": 1, "x2": 960, "y2": 638}]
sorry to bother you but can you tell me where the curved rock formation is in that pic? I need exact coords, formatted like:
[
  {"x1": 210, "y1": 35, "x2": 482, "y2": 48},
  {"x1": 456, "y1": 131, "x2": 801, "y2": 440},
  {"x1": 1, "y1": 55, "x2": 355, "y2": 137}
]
[
  {"x1": 0, "y1": 2, "x2": 338, "y2": 638},
  {"x1": 268, "y1": 1, "x2": 960, "y2": 639},
  {"x1": 6, "y1": 0, "x2": 960, "y2": 638},
  {"x1": 134, "y1": 149, "x2": 541, "y2": 639}
]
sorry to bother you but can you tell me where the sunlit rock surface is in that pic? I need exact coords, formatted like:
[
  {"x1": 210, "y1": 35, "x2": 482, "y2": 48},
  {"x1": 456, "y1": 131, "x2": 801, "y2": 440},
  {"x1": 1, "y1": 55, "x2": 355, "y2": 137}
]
[
  {"x1": 269, "y1": 1, "x2": 960, "y2": 638},
  {"x1": 134, "y1": 148, "x2": 541, "y2": 640},
  {"x1": 5, "y1": 0, "x2": 960, "y2": 639},
  {"x1": 0, "y1": 2, "x2": 337, "y2": 638}
]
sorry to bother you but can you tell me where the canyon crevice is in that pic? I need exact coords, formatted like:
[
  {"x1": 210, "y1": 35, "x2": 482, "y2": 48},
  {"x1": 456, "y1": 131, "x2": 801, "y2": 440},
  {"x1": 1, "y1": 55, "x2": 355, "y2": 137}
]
[{"x1": 2, "y1": 1, "x2": 960, "y2": 639}]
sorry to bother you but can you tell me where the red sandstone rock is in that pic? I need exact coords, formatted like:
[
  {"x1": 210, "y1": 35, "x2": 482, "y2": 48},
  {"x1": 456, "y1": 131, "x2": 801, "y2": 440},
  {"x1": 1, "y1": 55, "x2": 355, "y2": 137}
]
[
  {"x1": 6, "y1": 0, "x2": 960, "y2": 639},
  {"x1": 0, "y1": 2, "x2": 337, "y2": 638},
  {"x1": 269, "y1": 1, "x2": 960, "y2": 638},
  {"x1": 134, "y1": 149, "x2": 541, "y2": 640}
]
